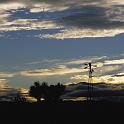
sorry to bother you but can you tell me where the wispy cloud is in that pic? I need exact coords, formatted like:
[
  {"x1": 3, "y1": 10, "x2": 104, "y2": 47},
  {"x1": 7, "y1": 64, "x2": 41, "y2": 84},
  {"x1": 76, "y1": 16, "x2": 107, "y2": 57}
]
[
  {"x1": 0, "y1": 55, "x2": 121, "y2": 85},
  {"x1": 104, "y1": 59, "x2": 124, "y2": 65},
  {"x1": 12, "y1": 55, "x2": 124, "y2": 84},
  {"x1": 39, "y1": 28, "x2": 124, "y2": 39},
  {"x1": 70, "y1": 74, "x2": 124, "y2": 84},
  {"x1": 0, "y1": 72, "x2": 15, "y2": 78},
  {"x1": 0, "y1": 79, "x2": 8, "y2": 89},
  {"x1": 20, "y1": 65, "x2": 83, "y2": 77},
  {"x1": 0, "y1": 76, "x2": 28, "y2": 101},
  {"x1": 0, "y1": 18, "x2": 58, "y2": 32},
  {"x1": 0, "y1": 78, "x2": 17, "y2": 97}
]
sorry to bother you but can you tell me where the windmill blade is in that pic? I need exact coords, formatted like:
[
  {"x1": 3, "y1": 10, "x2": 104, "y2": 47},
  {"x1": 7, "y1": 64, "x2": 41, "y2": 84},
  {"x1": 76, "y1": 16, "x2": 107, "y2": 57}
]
[{"x1": 84, "y1": 67, "x2": 88, "y2": 69}]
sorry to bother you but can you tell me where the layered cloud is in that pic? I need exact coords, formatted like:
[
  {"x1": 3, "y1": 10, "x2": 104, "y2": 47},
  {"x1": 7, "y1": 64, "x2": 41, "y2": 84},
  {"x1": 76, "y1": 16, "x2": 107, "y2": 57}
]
[
  {"x1": 71, "y1": 74, "x2": 124, "y2": 84},
  {"x1": 0, "y1": 78, "x2": 16, "y2": 99},
  {"x1": 20, "y1": 65, "x2": 83, "y2": 77},
  {"x1": 0, "y1": 55, "x2": 124, "y2": 85},
  {"x1": 10, "y1": 55, "x2": 123, "y2": 85},
  {"x1": 0, "y1": 72, "x2": 15, "y2": 78},
  {"x1": 0, "y1": 74, "x2": 29, "y2": 102},
  {"x1": 0, "y1": 79, "x2": 8, "y2": 89},
  {"x1": 0, "y1": 0, "x2": 124, "y2": 39}
]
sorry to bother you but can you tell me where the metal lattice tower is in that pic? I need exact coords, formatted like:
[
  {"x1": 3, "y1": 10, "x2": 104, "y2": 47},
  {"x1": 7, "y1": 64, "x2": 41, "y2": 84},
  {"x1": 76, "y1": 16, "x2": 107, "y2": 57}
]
[{"x1": 84, "y1": 62, "x2": 96, "y2": 101}]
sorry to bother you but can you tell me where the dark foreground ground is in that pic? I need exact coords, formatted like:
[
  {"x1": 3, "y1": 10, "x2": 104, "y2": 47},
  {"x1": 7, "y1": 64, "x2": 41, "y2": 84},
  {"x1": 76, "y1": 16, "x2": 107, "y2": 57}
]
[{"x1": 0, "y1": 100, "x2": 124, "y2": 124}]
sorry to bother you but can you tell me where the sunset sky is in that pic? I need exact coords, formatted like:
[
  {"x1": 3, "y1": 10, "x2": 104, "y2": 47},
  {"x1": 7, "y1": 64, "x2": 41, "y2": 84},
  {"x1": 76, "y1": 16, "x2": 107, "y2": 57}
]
[{"x1": 0, "y1": 0, "x2": 124, "y2": 91}]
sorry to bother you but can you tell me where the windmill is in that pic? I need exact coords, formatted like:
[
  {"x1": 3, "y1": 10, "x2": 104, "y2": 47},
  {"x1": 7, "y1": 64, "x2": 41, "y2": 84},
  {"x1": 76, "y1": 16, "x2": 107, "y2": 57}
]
[{"x1": 84, "y1": 62, "x2": 97, "y2": 101}]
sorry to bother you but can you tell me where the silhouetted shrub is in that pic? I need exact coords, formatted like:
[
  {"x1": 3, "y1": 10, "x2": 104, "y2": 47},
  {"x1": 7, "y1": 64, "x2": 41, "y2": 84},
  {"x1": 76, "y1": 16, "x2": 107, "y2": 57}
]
[{"x1": 14, "y1": 94, "x2": 27, "y2": 103}]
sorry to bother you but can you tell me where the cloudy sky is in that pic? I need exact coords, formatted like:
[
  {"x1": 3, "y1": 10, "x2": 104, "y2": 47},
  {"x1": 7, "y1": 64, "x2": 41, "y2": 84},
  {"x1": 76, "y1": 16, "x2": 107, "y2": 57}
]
[{"x1": 0, "y1": 0, "x2": 124, "y2": 92}]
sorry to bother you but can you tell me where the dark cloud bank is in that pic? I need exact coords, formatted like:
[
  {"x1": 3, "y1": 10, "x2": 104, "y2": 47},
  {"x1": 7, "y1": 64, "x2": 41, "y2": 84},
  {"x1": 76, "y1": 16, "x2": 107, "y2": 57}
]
[{"x1": 63, "y1": 82, "x2": 124, "y2": 101}]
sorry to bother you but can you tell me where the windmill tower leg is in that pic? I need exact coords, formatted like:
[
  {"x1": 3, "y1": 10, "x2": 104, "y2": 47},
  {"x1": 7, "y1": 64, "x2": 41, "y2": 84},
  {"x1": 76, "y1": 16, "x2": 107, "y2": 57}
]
[{"x1": 87, "y1": 77, "x2": 92, "y2": 101}]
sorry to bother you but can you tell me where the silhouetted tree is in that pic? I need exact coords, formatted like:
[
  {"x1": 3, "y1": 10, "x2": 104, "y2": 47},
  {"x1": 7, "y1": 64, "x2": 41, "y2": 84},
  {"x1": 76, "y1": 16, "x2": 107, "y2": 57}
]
[
  {"x1": 29, "y1": 81, "x2": 45, "y2": 102},
  {"x1": 29, "y1": 81, "x2": 65, "y2": 102},
  {"x1": 45, "y1": 83, "x2": 65, "y2": 102}
]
